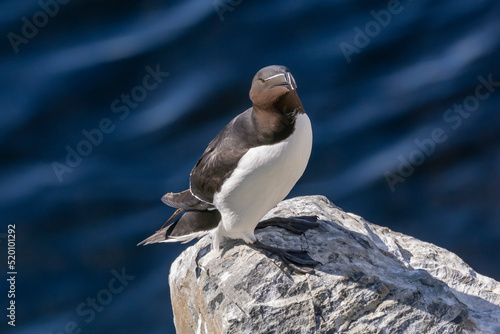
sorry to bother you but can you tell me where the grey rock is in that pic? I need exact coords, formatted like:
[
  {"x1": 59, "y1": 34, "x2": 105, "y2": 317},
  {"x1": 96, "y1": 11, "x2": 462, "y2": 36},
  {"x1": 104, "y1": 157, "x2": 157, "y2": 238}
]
[{"x1": 169, "y1": 196, "x2": 500, "y2": 333}]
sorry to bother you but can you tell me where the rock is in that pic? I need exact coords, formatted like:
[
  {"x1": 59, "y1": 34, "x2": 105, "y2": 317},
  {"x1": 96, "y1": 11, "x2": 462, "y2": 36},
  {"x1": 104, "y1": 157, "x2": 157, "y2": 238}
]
[{"x1": 169, "y1": 196, "x2": 500, "y2": 333}]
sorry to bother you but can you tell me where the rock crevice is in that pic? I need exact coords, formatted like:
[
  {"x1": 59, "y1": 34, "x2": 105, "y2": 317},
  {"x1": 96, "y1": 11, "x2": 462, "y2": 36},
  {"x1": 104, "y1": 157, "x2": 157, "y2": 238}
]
[{"x1": 169, "y1": 196, "x2": 500, "y2": 333}]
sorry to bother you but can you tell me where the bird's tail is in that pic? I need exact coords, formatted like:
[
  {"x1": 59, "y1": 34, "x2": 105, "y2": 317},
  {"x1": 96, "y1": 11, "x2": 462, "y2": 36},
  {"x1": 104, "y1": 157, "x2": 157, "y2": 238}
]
[
  {"x1": 137, "y1": 208, "x2": 221, "y2": 246},
  {"x1": 137, "y1": 208, "x2": 184, "y2": 246}
]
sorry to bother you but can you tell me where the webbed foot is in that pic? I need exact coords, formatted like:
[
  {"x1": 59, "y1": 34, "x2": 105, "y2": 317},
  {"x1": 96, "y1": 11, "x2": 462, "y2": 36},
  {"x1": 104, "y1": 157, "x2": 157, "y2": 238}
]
[
  {"x1": 250, "y1": 240, "x2": 319, "y2": 274},
  {"x1": 256, "y1": 215, "x2": 320, "y2": 234}
]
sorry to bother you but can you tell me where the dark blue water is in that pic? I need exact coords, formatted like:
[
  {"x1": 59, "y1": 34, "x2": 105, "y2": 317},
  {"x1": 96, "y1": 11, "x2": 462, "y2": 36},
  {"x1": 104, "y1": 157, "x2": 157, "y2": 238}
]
[{"x1": 1, "y1": 0, "x2": 499, "y2": 333}]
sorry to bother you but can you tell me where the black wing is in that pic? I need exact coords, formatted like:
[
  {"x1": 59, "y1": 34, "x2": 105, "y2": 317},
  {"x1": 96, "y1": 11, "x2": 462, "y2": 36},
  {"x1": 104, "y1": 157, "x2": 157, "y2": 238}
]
[{"x1": 189, "y1": 108, "x2": 261, "y2": 203}]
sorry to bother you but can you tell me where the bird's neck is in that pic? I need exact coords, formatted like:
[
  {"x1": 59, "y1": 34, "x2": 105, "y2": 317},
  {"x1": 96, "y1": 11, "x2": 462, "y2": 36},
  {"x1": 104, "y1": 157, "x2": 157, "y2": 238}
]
[
  {"x1": 253, "y1": 91, "x2": 304, "y2": 118},
  {"x1": 275, "y1": 91, "x2": 304, "y2": 117},
  {"x1": 251, "y1": 92, "x2": 304, "y2": 143}
]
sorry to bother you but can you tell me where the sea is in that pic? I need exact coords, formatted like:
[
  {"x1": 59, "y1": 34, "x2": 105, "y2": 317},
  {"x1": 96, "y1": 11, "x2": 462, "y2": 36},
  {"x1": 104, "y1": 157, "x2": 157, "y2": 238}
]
[{"x1": 1, "y1": 0, "x2": 499, "y2": 333}]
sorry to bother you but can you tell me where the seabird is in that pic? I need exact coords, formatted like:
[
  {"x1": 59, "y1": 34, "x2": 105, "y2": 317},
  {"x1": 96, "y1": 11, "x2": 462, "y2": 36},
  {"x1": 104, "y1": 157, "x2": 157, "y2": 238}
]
[{"x1": 139, "y1": 65, "x2": 318, "y2": 272}]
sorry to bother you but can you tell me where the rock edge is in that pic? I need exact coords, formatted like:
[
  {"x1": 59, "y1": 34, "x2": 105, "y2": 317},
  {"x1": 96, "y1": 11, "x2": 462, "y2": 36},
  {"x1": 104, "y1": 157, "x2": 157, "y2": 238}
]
[{"x1": 169, "y1": 195, "x2": 500, "y2": 333}]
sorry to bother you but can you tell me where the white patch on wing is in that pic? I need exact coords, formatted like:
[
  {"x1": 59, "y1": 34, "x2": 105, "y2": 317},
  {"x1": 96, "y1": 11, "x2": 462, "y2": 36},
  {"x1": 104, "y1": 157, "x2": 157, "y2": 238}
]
[
  {"x1": 163, "y1": 230, "x2": 211, "y2": 244},
  {"x1": 188, "y1": 186, "x2": 213, "y2": 205},
  {"x1": 214, "y1": 113, "x2": 313, "y2": 241}
]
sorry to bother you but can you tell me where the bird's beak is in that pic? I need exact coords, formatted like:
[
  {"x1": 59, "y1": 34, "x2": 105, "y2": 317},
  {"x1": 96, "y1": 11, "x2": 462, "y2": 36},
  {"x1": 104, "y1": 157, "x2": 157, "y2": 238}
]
[
  {"x1": 285, "y1": 72, "x2": 297, "y2": 90},
  {"x1": 266, "y1": 72, "x2": 297, "y2": 91}
]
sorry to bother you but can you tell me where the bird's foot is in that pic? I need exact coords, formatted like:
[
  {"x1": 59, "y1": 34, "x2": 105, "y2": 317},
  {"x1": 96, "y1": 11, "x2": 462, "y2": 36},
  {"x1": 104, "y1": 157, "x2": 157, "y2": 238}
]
[
  {"x1": 256, "y1": 215, "x2": 320, "y2": 235},
  {"x1": 250, "y1": 240, "x2": 319, "y2": 274},
  {"x1": 195, "y1": 243, "x2": 212, "y2": 278}
]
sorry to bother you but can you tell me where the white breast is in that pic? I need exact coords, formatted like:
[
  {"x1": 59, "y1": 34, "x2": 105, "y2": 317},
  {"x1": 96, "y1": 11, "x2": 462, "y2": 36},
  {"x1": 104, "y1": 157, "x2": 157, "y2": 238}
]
[{"x1": 213, "y1": 113, "x2": 313, "y2": 244}]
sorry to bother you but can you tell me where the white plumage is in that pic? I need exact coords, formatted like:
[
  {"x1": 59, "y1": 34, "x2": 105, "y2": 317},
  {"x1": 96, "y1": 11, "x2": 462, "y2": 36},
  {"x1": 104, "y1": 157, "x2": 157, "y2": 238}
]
[{"x1": 212, "y1": 113, "x2": 313, "y2": 251}]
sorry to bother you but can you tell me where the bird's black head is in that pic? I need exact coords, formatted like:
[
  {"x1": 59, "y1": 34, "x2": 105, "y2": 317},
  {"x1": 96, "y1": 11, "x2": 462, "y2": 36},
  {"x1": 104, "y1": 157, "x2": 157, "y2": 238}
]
[{"x1": 249, "y1": 65, "x2": 299, "y2": 111}]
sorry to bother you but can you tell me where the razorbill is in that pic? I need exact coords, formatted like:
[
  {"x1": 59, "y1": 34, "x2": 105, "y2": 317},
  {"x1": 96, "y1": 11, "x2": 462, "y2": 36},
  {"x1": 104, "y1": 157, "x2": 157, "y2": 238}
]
[{"x1": 139, "y1": 65, "x2": 318, "y2": 272}]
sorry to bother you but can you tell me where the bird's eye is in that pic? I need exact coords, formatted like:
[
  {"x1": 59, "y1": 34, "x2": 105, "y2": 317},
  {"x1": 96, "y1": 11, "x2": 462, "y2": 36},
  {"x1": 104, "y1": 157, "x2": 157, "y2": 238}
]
[{"x1": 260, "y1": 79, "x2": 265, "y2": 83}]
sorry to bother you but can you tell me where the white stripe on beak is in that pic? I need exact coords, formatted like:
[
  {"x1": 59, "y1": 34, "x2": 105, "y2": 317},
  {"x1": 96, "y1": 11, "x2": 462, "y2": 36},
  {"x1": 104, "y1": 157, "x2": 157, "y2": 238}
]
[
  {"x1": 264, "y1": 72, "x2": 297, "y2": 90},
  {"x1": 264, "y1": 73, "x2": 286, "y2": 81}
]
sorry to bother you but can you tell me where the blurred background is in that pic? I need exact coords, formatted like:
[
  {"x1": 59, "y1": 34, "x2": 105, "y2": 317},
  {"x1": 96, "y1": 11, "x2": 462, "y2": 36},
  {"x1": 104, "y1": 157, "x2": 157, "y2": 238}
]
[{"x1": 1, "y1": 0, "x2": 499, "y2": 333}]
